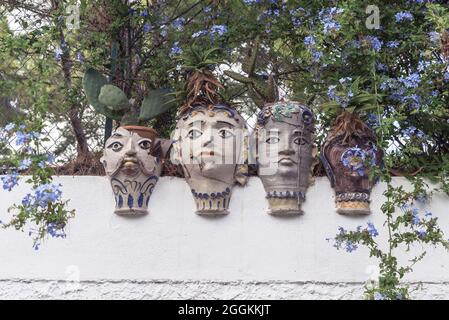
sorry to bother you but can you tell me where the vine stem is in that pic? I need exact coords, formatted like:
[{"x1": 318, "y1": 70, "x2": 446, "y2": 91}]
[{"x1": 372, "y1": 60, "x2": 393, "y2": 260}]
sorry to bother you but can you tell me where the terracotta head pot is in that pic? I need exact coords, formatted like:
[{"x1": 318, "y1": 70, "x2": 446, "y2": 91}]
[
  {"x1": 101, "y1": 127, "x2": 162, "y2": 215},
  {"x1": 253, "y1": 101, "x2": 315, "y2": 215},
  {"x1": 171, "y1": 104, "x2": 248, "y2": 215},
  {"x1": 321, "y1": 112, "x2": 383, "y2": 215}
]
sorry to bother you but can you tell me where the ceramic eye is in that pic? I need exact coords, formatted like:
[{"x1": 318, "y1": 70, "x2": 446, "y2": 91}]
[
  {"x1": 266, "y1": 136, "x2": 280, "y2": 144},
  {"x1": 108, "y1": 141, "x2": 123, "y2": 152},
  {"x1": 218, "y1": 129, "x2": 234, "y2": 139},
  {"x1": 293, "y1": 137, "x2": 308, "y2": 145},
  {"x1": 138, "y1": 139, "x2": 152, "y2": 150},
  {"x1": 188, "y1": 129, "x2": 202, "y2": 139}
]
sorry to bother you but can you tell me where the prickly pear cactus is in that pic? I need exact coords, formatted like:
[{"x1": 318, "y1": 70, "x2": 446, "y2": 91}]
[{"x1": 82, "y1": 68, "x2": 176, "y2": 125}]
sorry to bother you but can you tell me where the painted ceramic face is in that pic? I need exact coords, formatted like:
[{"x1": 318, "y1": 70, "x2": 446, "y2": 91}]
[
  {"x1": 171, "y1": 105, "x2": 248, "y2": 214},
  {"x1": 101, "y1": 127, "x2": 161, "y2": 215},
  {"x1": 321, "y1": 135, "x2": 383, "y2": 215},
  {"x1": 254, "y1": 102, "x2": 314, "y2": 215}
]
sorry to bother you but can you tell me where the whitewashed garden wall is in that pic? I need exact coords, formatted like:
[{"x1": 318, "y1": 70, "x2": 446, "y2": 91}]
[{"x1": 0, "y1": 176, "x2": 448, "y2": 299}]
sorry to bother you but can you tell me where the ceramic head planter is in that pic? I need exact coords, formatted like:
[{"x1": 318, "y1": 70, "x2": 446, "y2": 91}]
[
  {"x1": 101, "y1": 127, "x2": 162, "y2": 215},
  {"x1": 321, "y1": 112, "x2": 383, "y2": 215},
  {"x1": 171, "y1": 104, "x2": 248, "y2": 215},
  {"x1": 253, "y1": 101, "x2": 315, "y2": 215}
]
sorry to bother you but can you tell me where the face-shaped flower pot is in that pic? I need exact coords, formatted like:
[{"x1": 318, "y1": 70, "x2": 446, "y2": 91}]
[
  {"x1": 171, "y1": 104, "x2": 248, "y2": 215},
  {"x1": 321, "y1": 113, "x2": 383, "y2": 215},
  {"x1": 253, "y1": 101, "x2": 315, "y2": 215},
  {"x1": 101, "y1": 127, "x2": 162, "y2": 215}
]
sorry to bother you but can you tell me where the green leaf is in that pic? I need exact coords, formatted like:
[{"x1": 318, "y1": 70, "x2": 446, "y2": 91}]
[
  {"x1": 82, "y1": 68, "x2": 109, "y2": 115},
  {"x1": 139, "y1": 89, "x2": 177, "y2": 121},
  {"x1": 98, "y1": 84, "x2": 129, "y2": 110}
]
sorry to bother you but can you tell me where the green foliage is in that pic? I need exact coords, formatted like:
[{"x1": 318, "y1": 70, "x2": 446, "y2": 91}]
[
  {"x1": 82, "y1": 68, "x2": 176, "y2": 125},
  {"x1": 98, "y1": 84, "x2": 129, "y2": 110}
]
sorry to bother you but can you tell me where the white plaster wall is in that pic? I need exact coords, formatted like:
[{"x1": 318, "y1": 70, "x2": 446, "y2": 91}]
[{"x1": 0, "y1": 176, "x2": 448, "y2": 299}]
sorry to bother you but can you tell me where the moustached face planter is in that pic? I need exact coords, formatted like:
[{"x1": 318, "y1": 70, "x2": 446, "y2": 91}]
[
  {"x1": 253, "y1": 101, "x2": 315, "y2": 215},
  {"x1": 101, "y1": 127, "x2": 162, "y2": 215},
  {"x1": 171, "y1": 104, "x2": 248, "y2": 215}
]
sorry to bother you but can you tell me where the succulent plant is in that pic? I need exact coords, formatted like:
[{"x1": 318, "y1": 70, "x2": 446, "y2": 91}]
[
  {"x1": 82, "y1": 68, "x2": 176, "y2": 125},
  {"x1": 224, "y1": 36, "x2": 279, "y2": 108}
]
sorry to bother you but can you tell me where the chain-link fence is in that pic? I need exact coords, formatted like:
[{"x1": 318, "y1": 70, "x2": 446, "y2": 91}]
[{"x1": 1, "y1": 2, "x2": 107, "y2": 167}]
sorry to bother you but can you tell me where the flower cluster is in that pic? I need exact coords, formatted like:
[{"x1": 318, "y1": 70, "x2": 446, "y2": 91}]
[
  {"x1": 0, "y1": 123, "x2": 74, "y2": 249},
  {"x1": 395, "y1": 11, "x2": 414, "y2": 23},
  {"x1": 340, "y1": 145, "x2": 377, "y2": 176},
  {"x1": 319, "y1": 7, "x2": 343, "y2": 34},
  {"x1": 192, "y1": 24, "x2": 227, "y2": 39}
]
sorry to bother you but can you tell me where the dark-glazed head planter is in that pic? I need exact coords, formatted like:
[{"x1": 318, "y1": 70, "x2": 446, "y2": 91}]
[
  {"x1": 321, "y1": 112, "x2": 383, "y2": 215},
  {"x1": 253, "y1": 101, "x2": 315, "y2": 215},
  {"x1": 101, "y1": 127, "x2": 162, "y2": 215},
  {"x1": 171, "y1": 104, "x2": 248, "y2": 215}
]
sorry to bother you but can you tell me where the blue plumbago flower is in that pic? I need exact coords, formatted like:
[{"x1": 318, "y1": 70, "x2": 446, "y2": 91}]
[
  {"x1": 367, "y1": 222, "x2": 379, "y2": 237},
  {"x1": 128, "y1": 8, "x2": 136, "y2": 15},
  {"x1": 395, "y1": 11, "x2": 414, "y2": 22},
  {"x1": 402, "y1": 126, "x2": 425, "y2": 139},
  {"x1": 412, "y1": 210, "x2": 420, "y2": 225},
  {"x1": 15, "y1": 131, "x2": 38, "y2": 146},
  {"x1": 417, "y1": 230, "x2": 427, "y2": 238},
  {"x1": 22, "y1": 193, "x2": 33, "y2": 206},
  {"x1": 192, "y1": 30, "x2": 208, "y2": 38},
  {"x1": 33, "y1": 183, "x2": 63, "y2": 208},
  {"x1": 327, "y1": 85, "x2": 338, "y2": 100},
  {"x1": 399, "y1": 73, "x2": 420, "y2": 88},
  {"x1": 376, "y1": 63, "x2": 388, "y2": 72},
  {"x1": 204, "y1": 6, "x2": 212, "y2": 13},
  {"x1": 47, "y1": 222, "x2": 67, "y2": 238},
  {"x1": 340, "y1": 146, "x2": 369, "y2": 176},
  {"x1": 172, "y1": 17, "x2": 185, "y2": 31},
  {"x1": 143, "y1": 23, "x2": 152, "y2": 33},
  {"x1": 54, "y1": 47, "x2": 63, "y2": 61},
  {"x1": 444, "y1": 72, "x2": 449, "y2": 82},
  {"x1": 311, "y1": 50, "x2": 322, "y2": 63},
  {"x1": 339, "y1": 77, "x2": 352, "y2": 85},
  {"x1": 38, "y1": 160, "x2": 46, "y2": 169},
  {"x1": 366, "y1": 113, "x2": 380, "y2": 128},
  {"x1": 4, "y1": 123, "x2": 15, "y2": 132},
  {"x1": 418, "y1": 60, "x2": 431, "y2": 72},
  {"x1": 428, "y1": 31, "x2": 440, "y2": 43},
  {"x1": 159, "y1": 25, "x2": 168, "y2": 37},
  {"x1": 18, "y1": 158, "x2": 32, "y2": 171},
  {"x1": 345, "y1": 241, "x2": 358, "y2": 252},
  {"x1": 374, "y1": 292, "x2": 386, "y2": 300},
  {"x1": 366, "y1": 36, "x2": 383, "y2": 52},
  {"x1": 1, "y1": 172, "x2": 19, "y2": 191},
  {"x1": 431, "y1": 90, "x2": 440, "y2": 97},
  {"x1": 47, "y1": 154, "x2": 56, "y2": 165},
  {"x1": 387, "y1": 40, "x2": 400, "y2": 48},
  {"x1": 292, "y1": 17, "x2": 301, "y2": 27},
  {"x1": 140, "y1": 9, "x2": 148, "y2": 17},
  {"x1": 170, "y1": 42, "x2": 183, "y2": 55},
  {"x1": 243, "y1": 0, "x2": 260, "y2": 3},
  {"x1": 323, "y1": 20, "x2": 341, "y2": 34},
  {"x1": 304, "y1": 35, "x2": 315, "y2": 47},
  {"x1": 425, "y1": 211, "x2": 432, "y2": 217},
  {"x1": 210, "y1": 24, "x2": 227, "y2": 36},
  {"x1": 319, "y1": 7, "x2": 343, "y2": 34},
  {"x1": 414, "y1": 192, "x2": 428, "y2": 204}
]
